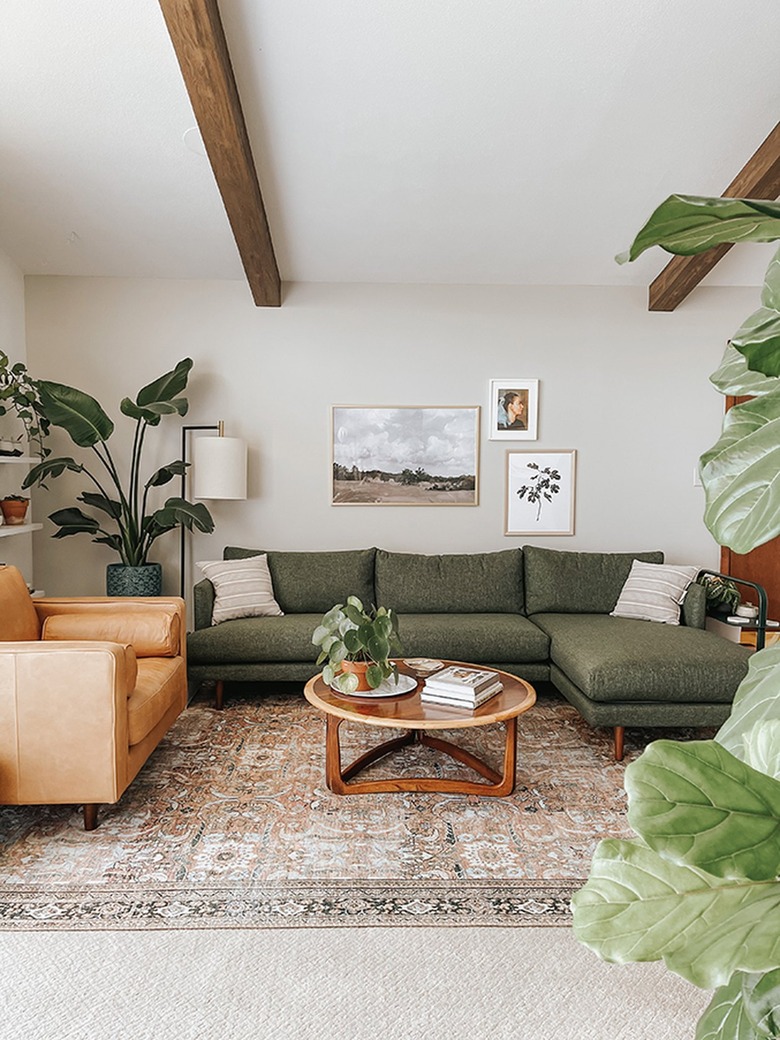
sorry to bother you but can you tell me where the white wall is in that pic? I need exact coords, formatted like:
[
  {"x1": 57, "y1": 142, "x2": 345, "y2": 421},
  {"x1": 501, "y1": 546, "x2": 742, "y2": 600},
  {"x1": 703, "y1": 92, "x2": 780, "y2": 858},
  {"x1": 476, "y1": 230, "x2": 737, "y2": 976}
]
[
  {"x1": 0, "y1": 250, "x2": 33, "y2": 583},
  {"x1": 23, "y1": 277, "x2": 758, "y2": 598}
]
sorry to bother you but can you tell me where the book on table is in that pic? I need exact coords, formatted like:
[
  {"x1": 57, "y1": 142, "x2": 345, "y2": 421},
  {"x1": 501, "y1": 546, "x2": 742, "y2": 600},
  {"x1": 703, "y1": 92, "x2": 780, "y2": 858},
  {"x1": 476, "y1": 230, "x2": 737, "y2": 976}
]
[
  {"x1": 422, "y1": 665, "x2": 501, "y2": 695},
  {"x1": 421, "y1": 679, "x2": 503, "y2": 709}
]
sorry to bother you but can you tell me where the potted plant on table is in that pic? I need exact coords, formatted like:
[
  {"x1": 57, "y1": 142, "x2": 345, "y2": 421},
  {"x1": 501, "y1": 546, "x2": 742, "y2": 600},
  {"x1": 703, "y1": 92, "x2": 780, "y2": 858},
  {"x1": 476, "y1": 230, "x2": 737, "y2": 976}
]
[
  {"x1": 0, "y1": 494, "x2": 29, "y2": 525},
  {"x1": 23, "y1": 358, "x2": 214, "y2": 596},
  {"x1": 572, "y1": 195, "x2": 780, "y2": 1040},
  {"x1": 312, "y1": 596, "x2": 402, "y2": 693}
]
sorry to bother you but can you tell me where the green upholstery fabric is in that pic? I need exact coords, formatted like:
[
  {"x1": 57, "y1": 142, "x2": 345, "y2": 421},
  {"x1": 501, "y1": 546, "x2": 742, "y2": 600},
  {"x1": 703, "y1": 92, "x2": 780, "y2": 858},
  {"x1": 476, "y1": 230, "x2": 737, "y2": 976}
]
[
  {"x1": 532, "y1": 613, "x2": 750, "y2": 703},
  {"x1": 680, "y1": 582, "x2": 706, "y2": 629},
  {"x1": 523, "y1": 546, "x2": 664, "y2": 615},
  {"x1": 375, "y1": 549, "x2": 524, "y2": 614},
  {"x1": 193, "y1": 578, "x2": 215, "y2": 631},
  {"x1": 223, "y1": 547, "x2": 376, "y2": 614},
  {"x1": 187, "y1": 614, "x2": 322, "y2": 664},
  {"x1": 395, "y1": 613, "x2": 548, "y2": 663}
]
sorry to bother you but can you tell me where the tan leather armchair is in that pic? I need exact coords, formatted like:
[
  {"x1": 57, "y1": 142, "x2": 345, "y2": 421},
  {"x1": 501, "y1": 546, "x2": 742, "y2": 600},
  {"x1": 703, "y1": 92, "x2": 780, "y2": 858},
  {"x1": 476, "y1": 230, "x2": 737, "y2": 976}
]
[{"x1": 0, "y1": 565, "x2": 187, "y2": 830}]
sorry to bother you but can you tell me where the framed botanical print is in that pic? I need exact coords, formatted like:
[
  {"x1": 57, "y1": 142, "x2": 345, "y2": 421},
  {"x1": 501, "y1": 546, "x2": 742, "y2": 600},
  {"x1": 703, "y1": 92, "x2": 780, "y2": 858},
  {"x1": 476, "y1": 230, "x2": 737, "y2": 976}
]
[
  {"x1": 505, "y1": 449, "x2": 576, "y2": 535},
  {"x1": 489, "y1": 379, "x2": 538, "y2": 440},
  {"x1": 332, "y1": 406, "x2": 480, "y2": 506}
]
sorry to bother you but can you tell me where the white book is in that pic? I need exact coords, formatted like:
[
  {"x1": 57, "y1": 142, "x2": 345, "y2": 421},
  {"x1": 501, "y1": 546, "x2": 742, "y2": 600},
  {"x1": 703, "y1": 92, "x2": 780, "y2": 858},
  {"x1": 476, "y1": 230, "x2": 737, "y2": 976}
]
[
  {"x1": 421, "y1": 681, "x2": 503, "y2": 708},
  {"x1": 423, "y1": 665, "x2": 500, "y2": 693}
]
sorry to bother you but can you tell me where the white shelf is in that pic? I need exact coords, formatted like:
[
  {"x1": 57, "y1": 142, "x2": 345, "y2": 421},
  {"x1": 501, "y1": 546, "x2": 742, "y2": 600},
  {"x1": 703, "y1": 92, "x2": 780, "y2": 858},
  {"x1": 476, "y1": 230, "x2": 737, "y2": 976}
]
[
  {"x1": 0, "y1": 456, "x2": 37, "y2": 464},
  {"x1": 0, "y1": 523, "x2": 42, "y2": 538}
]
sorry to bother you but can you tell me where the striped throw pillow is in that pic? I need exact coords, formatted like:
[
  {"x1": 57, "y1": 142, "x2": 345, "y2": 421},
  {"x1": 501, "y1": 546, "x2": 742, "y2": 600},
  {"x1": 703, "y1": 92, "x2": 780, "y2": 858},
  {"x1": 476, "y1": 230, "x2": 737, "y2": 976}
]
[
  {"x1": 610, "y1": 561, "x2": 699, "y2": 625},
  {"x1": 197, "y1": 556, "x2": 284, "y2": 624}
]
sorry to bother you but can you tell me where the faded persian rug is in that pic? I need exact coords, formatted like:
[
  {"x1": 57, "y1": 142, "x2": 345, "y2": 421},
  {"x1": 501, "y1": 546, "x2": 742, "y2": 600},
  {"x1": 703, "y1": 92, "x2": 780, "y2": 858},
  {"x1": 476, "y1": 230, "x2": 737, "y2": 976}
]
[{"x1": 0, "y1": 688, "x2": 660, "y2": 930}]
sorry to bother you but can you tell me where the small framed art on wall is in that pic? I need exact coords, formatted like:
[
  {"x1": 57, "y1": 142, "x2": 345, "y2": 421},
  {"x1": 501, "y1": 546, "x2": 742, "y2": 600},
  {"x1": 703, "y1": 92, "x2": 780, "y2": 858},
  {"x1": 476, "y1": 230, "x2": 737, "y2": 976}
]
[
  {"x1": 489, "y1": 379, "x2": 538, "y2": 440},
  {"x1": 505, "y1": 449, "x2": 576, "y2": 536}
]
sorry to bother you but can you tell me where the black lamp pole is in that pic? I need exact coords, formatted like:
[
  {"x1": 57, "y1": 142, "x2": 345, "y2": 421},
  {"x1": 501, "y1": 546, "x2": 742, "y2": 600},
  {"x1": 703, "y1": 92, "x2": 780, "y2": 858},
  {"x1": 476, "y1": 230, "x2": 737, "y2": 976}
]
[{"x1": 179, "y1": 422, "x2": 222, "y2": 599}]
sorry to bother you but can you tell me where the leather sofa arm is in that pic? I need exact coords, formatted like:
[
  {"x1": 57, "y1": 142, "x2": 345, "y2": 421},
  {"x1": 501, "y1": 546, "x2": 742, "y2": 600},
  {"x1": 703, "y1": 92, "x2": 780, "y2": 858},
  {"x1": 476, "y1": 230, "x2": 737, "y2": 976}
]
[
  {"x1": 0, "y1": 642, "x2": 138, "y2": 804},
  {"x1": 34, "y1": 597, "x2": 185, "y2": 655}
]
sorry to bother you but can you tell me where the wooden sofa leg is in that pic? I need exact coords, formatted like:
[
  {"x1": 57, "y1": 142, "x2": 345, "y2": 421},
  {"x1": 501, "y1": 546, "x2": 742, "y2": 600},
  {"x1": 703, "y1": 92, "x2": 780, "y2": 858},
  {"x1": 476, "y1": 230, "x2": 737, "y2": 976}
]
[
  {"x1": 215, "y1": 680, "x2": 224, "y2": 711},
  {"x1": 83, "y1": 804, "x2": 99, "y2": 831},
  {"x1": 613, "y1": 726, "x2": 625, "y2": 762}
]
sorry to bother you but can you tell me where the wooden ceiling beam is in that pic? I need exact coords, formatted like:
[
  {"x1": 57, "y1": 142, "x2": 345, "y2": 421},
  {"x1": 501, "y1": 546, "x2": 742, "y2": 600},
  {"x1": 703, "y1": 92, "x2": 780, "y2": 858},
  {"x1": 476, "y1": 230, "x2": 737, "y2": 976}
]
[
  {"x1": 159, "y1": 0, "x2": 281, "y2": 307},
  {"x1": 649, "y1": 121, "x2": 780, "y2": 312}
]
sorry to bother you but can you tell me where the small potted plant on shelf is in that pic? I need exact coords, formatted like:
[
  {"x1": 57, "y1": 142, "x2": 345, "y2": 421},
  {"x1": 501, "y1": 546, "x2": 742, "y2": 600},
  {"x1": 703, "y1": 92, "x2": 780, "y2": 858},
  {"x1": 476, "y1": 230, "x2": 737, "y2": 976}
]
[
  {"x1": 0, "y1": 494, "x2": 29, "y2": 525},
  {"x1": 312, "y1": 596, "x2": 402, "y2": 693},
  {"x1": 697, "y1": 573, "x2": 741, "y2": 616}
]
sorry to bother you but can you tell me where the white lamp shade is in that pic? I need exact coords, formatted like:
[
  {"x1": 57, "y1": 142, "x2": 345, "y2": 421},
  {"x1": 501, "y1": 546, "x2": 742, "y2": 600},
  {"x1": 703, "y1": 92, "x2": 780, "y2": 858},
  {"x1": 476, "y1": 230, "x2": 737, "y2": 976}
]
[{"x1": 192, "y1": 436, "x2": 247, "y2": 500}]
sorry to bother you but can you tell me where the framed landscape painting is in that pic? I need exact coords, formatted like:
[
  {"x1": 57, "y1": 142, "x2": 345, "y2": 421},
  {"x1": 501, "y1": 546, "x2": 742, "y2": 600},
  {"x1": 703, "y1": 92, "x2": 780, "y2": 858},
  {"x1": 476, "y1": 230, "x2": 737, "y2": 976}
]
[
  {"x1": 505, "y1": 449, "x2": 576, "y2": 535},
  {"x1": 332, "y1": 406, "x2": 480, "y2": 506},
  {"x1": 488, "y1": 378, "x2": 538, "y2": 440}
]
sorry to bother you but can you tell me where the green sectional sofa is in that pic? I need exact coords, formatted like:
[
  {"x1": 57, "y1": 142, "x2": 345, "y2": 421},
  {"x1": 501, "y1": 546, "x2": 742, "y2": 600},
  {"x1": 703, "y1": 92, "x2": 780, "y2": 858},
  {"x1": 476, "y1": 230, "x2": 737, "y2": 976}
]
[{"x1": 187, "y1": 545, "x2": 751, "y2": 759}]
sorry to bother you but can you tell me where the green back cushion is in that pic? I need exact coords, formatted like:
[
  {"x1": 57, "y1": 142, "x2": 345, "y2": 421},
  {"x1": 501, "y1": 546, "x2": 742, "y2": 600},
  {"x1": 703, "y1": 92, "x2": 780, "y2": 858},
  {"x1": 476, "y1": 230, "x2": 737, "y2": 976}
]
[
  {"x1": 223, "y1": 547, "x2": 376, "y2": 614},
  {"x1": 523, "y1": 546, "x2": 664, "y2": 615},
  {"x1": 375, "y1": 549, "x2": 524, "y2": 613}
]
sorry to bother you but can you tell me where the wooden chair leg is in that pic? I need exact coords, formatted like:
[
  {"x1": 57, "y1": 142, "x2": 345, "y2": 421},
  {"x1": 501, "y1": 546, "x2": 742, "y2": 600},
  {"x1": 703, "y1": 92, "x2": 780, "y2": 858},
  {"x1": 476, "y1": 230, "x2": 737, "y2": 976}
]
[
  {"x1": 613, "y1": 725, "x2": 625, "y2": 762},
  {"x1": 215, "y1": 680, "x2": 224, "y2": 710},
  {"x1": 83, "y1": 804, "x2": 99, "y2": 831}
]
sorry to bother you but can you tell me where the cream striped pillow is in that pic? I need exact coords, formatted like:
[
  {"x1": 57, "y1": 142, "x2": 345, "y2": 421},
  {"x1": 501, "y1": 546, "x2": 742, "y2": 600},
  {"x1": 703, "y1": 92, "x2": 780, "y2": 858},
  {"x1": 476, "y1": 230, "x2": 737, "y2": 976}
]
[
  {"x1": 610, "y1": 561, "x2": 699, "y2": 625},
  {"x1": 197, "y1": 556, "x2": 284, "y2": 624}
]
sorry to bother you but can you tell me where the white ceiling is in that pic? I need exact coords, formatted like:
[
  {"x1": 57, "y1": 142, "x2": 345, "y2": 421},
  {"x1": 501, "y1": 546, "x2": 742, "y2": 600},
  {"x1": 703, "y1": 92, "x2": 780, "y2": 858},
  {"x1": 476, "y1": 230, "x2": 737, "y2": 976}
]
[{"x1": 1, "y1": 0, "x2": 779, "y2": 291}]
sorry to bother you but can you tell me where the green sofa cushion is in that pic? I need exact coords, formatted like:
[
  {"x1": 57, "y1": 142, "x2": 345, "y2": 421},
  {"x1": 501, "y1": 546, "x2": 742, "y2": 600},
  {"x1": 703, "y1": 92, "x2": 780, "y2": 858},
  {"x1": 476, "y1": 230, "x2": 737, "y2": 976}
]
[
  {"x1": 375, "y1": 549, "x2": 524, "y2": 614},
  {"x1": 523, "y1": 546, "x2": 664, "y2": 615},
  {"x1": 187, "y1": 614, "x2": 322, "y2": 665},
  {"x1": 395, "y1": 613, "x2": 548, "y2": 662},
  {"x1": 532, "y1": 613, "x2": 750, "y2": 703},
  {"x1": 223, "y1": 547, "x2": 376, "y2": 614}
]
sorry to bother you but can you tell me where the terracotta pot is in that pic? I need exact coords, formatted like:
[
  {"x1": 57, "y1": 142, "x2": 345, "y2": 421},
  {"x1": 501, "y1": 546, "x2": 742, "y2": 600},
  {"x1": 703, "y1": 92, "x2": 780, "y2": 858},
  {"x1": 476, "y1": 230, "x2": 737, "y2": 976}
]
[
  {"x1": 0, "y1": 499, "x2": 29, "y2": 525},
  {"x1": 340, "y1": 659, "x2": 372, "y2": 692}
]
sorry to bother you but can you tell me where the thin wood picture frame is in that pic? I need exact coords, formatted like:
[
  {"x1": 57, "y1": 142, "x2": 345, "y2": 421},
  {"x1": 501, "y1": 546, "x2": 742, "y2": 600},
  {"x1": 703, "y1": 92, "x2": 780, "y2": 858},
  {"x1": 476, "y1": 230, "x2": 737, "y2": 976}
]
[
  {"x1": 488, "y1": 379, "x2": 539, "y2": 440},
  {"x1": 505, "y1": 449, "x2": 576, "y2": 535}
]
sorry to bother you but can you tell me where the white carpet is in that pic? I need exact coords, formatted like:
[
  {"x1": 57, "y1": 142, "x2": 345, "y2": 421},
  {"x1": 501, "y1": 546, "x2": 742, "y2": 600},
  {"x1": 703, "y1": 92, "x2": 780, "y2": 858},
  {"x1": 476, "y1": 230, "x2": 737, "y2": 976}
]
[{"x1": 0, "y1": 926, "x2": 707, "y2": 1040}]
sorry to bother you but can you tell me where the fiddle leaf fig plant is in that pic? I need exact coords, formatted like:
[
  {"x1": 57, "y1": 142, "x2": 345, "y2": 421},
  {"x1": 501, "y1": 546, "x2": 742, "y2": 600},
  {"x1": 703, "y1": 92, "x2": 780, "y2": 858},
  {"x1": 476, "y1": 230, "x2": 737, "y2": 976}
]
[
  {"x1": 572, "y1": 193, "x2": 780, "y2": 1040},
  {"x1": 312, "y1": 595, "x2": 402, "y2": 693},
  {"x1": 22, "y1": 358, "x2": 214, "y2": 566}
]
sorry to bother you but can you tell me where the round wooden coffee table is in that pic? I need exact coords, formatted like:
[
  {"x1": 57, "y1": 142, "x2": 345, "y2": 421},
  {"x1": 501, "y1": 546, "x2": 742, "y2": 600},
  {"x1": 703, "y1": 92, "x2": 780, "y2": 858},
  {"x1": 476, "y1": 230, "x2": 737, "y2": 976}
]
[{"x1": 303, "y1": 661, "x2": 535, "y2": 797}]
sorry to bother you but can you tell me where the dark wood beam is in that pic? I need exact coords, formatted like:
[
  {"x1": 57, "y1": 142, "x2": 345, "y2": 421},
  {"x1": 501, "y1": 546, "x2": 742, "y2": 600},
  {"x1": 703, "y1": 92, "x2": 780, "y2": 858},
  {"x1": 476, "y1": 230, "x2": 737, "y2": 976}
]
[
  {"x1": 649, "y1": 121, "x2": 780, "y2": 312},
  {"x1": 159, "y1": 0, "x2": 281, "y2": 307}
]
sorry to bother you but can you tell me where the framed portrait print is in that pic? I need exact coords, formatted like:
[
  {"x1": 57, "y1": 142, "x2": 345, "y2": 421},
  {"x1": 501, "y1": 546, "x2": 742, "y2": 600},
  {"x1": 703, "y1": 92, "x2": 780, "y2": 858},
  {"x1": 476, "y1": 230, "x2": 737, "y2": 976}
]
[
  {"x1": 505, "y1": 449, "x2": 576, "y2": 535},
  {"x1": 332, "y1": 406, "x2": 480, "y2": 506},
  {"x1": 489, "y1": 379, "x2": 538, "y2": 440}
]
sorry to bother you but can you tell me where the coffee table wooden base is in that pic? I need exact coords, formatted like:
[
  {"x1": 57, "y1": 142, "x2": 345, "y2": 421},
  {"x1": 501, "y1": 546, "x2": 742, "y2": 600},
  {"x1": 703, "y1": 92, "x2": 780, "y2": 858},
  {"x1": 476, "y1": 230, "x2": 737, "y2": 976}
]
[{"x1": 325, "y1": 714, "x2": 518, "y2": 796}]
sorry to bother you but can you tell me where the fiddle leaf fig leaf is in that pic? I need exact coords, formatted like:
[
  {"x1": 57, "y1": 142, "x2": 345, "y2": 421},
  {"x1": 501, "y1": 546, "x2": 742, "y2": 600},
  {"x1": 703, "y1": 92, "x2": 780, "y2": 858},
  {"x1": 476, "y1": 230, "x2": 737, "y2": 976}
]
[
  {"x1": 742, "y1": 968, "x2": 780, "y2": 1038},
  {"x1": 761, "y1": 245, "x2": 780, "y2": 312},
  {"x1": 732, "y1": 307, "x2": 780, "y2": 378},
  {"x1": 625, "y1": 740, "x2": 780, "y2": 882},
  {"x1": 699, "y1": 392, "x2": 780, "y2": 553},
  {"x1": 571, "y1": 837, "x2": 780, "y2": 989},
  {"x1": 717, "y1": 646, "x2": 780, "y2": 762},
  {"x1": 742, "y1": 721, "x2": 780, "y2": 782},
  {"x1": 617, "y1": 195, "x2": 780, "y2": 264},
  {"x1": 710, "y1": 345, "x2": 780, "y2": 398},
  {"x1": 37, "y1": 381, "x2": 113, "y2": 447},
  {"x1": 695, "y1": 973, "x2": 761, "y2": 1040}
]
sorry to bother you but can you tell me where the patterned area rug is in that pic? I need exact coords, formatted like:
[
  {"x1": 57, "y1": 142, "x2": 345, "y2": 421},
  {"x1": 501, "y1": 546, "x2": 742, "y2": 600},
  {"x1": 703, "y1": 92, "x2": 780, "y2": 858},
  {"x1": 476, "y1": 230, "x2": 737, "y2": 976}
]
[{"x1": 0, "y1": 687, "x2": 660, "y2": 930}]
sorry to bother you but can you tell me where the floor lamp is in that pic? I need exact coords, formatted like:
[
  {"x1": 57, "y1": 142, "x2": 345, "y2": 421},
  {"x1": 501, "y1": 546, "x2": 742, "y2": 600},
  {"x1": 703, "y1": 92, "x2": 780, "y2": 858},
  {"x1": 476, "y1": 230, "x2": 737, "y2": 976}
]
[{"x1": 179, "y1": 421, "x2": 247, "y2": 598}]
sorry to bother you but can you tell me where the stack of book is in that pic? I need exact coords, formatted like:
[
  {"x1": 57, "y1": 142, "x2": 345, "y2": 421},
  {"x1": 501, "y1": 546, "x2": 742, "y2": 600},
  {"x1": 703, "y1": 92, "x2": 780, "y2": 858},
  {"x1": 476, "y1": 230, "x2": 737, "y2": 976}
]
[{"x1": 420, "y1": 665, "x2": 503, "y2": 708}]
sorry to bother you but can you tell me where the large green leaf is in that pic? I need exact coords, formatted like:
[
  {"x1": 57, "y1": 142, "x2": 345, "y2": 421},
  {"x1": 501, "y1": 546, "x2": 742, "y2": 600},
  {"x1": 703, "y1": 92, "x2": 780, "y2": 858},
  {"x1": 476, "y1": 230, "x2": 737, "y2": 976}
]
[
  {"x1": 135, "y1": 359, "x2": 192, "y2": 409},
  {"x1": 37, "y1": 381, "x2": 113, "y2": 447},
  {"x1": 732, "y1": 308, "x2": 780, "y2": 378},
  {"x1": 717, "y1": 647, "x2": 780, "y2": 760},
  {"x1": 147, "y1": 498, "x2": 214, "y2": 536},
  {"x1": 146, "y1": 460, "x2": 187, "y2": 488},
  {"x1": 625, "y1": 740, "x2": 780, "y2": 881},
  {"x1": 699, "y1": 392, "x2": 780, "y2": 553},
  {"x1": 742, "y1": 969, "x2": 780, "y2": 1037},
  {"x1": 78, "y1": 492, "x2": 122, "y2": 519},
  {"x1": 22, "y1": 456, "x2": 84, "y2": 490},
  {"x1": 743, "y1": 721, "x2": 780, "y2": 782},
  {"x1": 696, "y1": 973, "x2": 762, "y2": 1040},
  {"x1": 617, "y1": 196, "x2": 780, "y2": 264},
  {"x1": 48, "y1": 506, "x2": 101, "y2": 537},
  {"x1": 710, "y1": 345, "x2": 780, "y2": 398},
  {"x1": 571, "y1": 837, "x2": 780, "y2": 988}
]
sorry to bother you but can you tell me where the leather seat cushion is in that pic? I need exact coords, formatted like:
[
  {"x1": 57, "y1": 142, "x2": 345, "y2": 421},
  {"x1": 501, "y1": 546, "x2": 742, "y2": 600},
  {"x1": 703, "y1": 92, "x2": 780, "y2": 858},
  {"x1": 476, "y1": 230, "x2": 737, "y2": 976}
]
[{"x1": 128, "y1": 657, "x2": 186, "y2": 746}]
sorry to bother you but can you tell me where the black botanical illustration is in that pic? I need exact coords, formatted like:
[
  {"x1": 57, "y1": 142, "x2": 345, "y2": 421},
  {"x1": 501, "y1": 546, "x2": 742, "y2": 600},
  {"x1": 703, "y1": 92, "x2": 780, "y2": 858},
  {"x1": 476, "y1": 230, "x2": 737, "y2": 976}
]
[{"x1": 516, "y1": 462, "x2": 561, "y2": 521}]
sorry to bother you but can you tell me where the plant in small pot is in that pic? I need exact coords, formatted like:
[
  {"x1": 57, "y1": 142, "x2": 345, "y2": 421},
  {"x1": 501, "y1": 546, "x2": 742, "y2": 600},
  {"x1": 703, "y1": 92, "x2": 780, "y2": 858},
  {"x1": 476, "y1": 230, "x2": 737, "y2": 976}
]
[
  {"x1": 0, "y1": 351, "x2": 50, "y2": 459},
  {"x1": 0, "y1": 494, "x2": 29, "y2": 526},
  {"x1": 312, "y1": 596, "x2": 402, "y2": 693},
  {"x1": 23, "y1": 358, "x2": 214, "y2": 596},
  {"x1": 697, "y1": 573, "x2": 741, "y2": 616}
]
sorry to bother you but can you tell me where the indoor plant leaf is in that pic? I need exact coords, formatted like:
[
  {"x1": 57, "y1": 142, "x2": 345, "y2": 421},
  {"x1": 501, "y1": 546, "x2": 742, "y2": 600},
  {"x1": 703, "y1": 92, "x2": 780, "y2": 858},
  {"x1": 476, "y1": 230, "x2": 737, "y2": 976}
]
[
  {"x1": 699, "y1": 392, "x2": 780, "y2": 553},
  {"x1": 146, "y1": 460, "x2": 188, "y2": 488},
  {"x1": 48, "y1": 506, "x2": 101, "y2": 536},
  {"x1": 742, "y1": 720, "x2": 780, "y2": 781},
  {"x1": 149, "y1": 498, "x2": 215, "y2": 535},
  {"x1": 742, "y1": 968, "x2": 780, "y2": 1037},
  {"x1": 617, "y1": 195, "x2": 780, "y2": 264},
  {"x1": 78, "y1": 491, "x2": 122, "y2": 519},
  {"x1": 625, "y1": 739, "x2": 780, "y2": 881},
  {"x1": 135, "y1": 358, "x2": 193, "y2": 408},
  {"x1": 36, "y1": 381, "x2": 114, "y2": 447},
  {"x1": 717, "y1": 646, "x2": 780, "y2": 761},
  {"x1": 731, "y1": 307, "x2": 780, "y2": 378},
  {"x1": 695, "y1": 972, "x2": 761, "y2": 1040},
  {"x1": 22, "y1": 456, "x2": 84, "y2": 489},
  {"x1": 710, "y1": 345, "x2": 780, "y2": 399},
  {"x1": 365, "y1": 663, "x2": 385, "y2": 688},
  {"x1": 571, "y1": 837, "x2": 780, "y2": 989}
]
